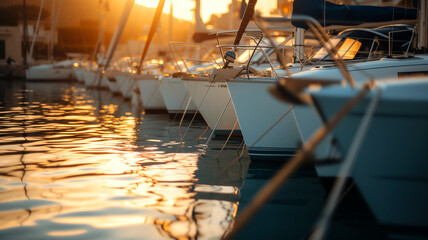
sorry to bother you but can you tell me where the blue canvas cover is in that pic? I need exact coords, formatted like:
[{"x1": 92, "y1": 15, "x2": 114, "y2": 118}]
[{"x1": 292, "y1": 0, "x2": 417, "y2": 29}]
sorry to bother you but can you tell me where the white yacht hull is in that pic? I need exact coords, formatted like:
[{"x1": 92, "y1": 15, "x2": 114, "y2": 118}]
[
  {"x1": 135, "y1": 74, "x2": 166, "y2": 111},
  {"x1": 115, "y1": 74, "x2": 136, "y2": 99},
  {"x1": 311, "y1": 78, "x2": 428, "y2": 227},
  {"x1": 104, "y1": 72, "x2": 123, "y2": 94},
  {"x1": 182, "y1": 77, "x2": 240, "y2": 135},
  {"x1": 159, "y1": 76, "x2": 197, "y2": 114},
  {"x1": 26, "y1": 66, "x2": 76, "y2": 81},
  {"x1": 73, "y1": 68, "x2": 85, "y2": 82},
  {"x1": 82, "y1": 70, "x2": 108, "y2": 88},
  {"x1": 290, "y1": 55, "x2": 428, "y2": 177},
  {"x1": 227, "y1": 78, "x2": 301, "y2": 160},
  {"x1": 83, "y1": 70, "x2": 96, "y2": 86}
]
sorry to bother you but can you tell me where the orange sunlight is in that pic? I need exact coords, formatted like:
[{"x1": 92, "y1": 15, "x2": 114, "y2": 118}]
[{"x1": 134, "y1": 0, "x2": 277, "y2": 22}]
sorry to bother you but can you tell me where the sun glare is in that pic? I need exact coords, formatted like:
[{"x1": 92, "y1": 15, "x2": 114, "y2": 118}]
[{"x1": 134, "y1": 0, "x2": 277, "y2": 22}]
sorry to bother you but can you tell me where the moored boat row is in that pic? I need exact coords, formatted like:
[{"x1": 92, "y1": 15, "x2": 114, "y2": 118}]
[
  {"x1": 227, "y1": 1, "x2": 428, "y2": 237},
  {"x1": 21, "y1": 0, "x2": 428, "y2": 235}
]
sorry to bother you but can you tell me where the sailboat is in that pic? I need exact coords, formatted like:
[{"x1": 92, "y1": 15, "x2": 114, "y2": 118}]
[
  {"x1": 280, "y1": 18, "x2": 426, "y2": 179},
  {"x1": 226, "y1": 0, "x2": 417, "y2": 160},
  {"x1": 157, "y1": 0, "x2": 220, "y2": 115},
  {"x1": 179, "y1": 0, "x2": 261, "y2": 135},
  {"x1": 180, "y1": 33, "x2": 280, "y2": 135},
  {"x1": 26, "y1": 60, "x2": 78, "y2": 80},
  {"x1": 309, "y1": 75, "x2": 428, "y2": 226},
  {"x1": 300, "y1": 0, "x2": 428, "y2": 227},
  {"x1": 224, "y1": 2, "x2": 427, "y2": 237},
  {"x1": 98, "y1": 0, "x2": 135, "y2": 95},
  {"x1": 126, "y1": 0, "x2": 167, "y2": 112},
  {"x1": 158, "y1": 41, "x2": 220, "y2": 115},
  {"x1": 134, "y1": 68, "x2": 166, "y2": 112},
  {"x1": 26, "y1": 0, "x2": 78, "y2": 81}
]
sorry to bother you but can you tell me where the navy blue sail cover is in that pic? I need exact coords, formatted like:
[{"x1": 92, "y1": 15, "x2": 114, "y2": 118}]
[{"x1": 292, "y1": 0, "x2": 417, "y2": 29}]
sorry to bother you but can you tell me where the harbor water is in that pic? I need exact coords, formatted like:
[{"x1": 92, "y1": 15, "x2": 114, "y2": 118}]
[{"x1": 0, "y1": 79, "x2": 426, "y2": 240}]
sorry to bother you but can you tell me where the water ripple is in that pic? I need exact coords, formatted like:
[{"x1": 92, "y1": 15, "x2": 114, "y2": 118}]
[{"x1": 0, "y1": 81, "x2": 248, "y2": 239}]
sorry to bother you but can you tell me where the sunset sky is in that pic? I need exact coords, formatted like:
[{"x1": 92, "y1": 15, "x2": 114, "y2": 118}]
[{"x1": 134, "y1": 0, "x2": 277, "y2": 22}]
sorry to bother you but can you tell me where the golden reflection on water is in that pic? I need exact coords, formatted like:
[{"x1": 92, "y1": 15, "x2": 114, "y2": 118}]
[
  {"x1": 0, "y1": 82, "x2": 240, "y2": 239},
  {"x1": 48, "y1": 229, "x2": 88, "y2": 236}
]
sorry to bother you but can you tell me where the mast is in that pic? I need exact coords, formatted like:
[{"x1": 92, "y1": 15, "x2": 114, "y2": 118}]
[
  {"x1": 99, "y1": 0, "x2": 106, "y2": 60},
  {"x1": 194, "y1": 0, "x2": 207, "y2": 33},
  {"x1": 49, "y1": 0, "x2": 55, "y2": 63},
  {"x1": 169, "y1": 1, "x2": 173, "y2": 43},
  {"x1": 233, "y1": 0, "x2": 257, "y2": 46},
  {"x1": 90, "y1": 0, "x2": 103, "y2": 67},
  {"x1": 29, "y1": 0, "x2": 45, "y2": 64},
  {"x1": 22, "y1": 0, "x2": 29, "y2": 66},
  {"x1": 222, "y1": 0, "x2": 258, "y2": 68},
  {"x1": 136, "y1": 0, "x2": 166, "y2": 74},
  {"x1": 103, "y1": 0, "x2": 134, "y2": 70}
]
